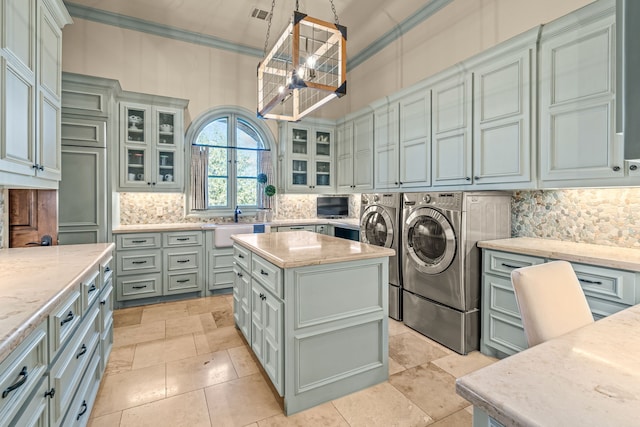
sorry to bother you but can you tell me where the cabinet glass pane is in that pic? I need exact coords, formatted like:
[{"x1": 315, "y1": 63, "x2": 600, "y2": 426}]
[
  {"x1": 292, "y1": 160, "x2": 307, "y2": 185},
  {"x1": 316, "y1": 161, "x2": 330, "y2": 186},
  {"x1": 292, "y1": 128, "x2": 308, "y2": 154},
  {"x1": 127, "y1": 149, "x2": 145, "y2": 181},
  {"x1": 158, "y1": 112, "x2": 176, "y2": 146},
  {"x1": 157, "y1": 151, "x2": 175, "y2": 183},
  {"x1": 316, "y1": 131, "x2": 331, "y2": 156},
  {"x1": 126, "y1": 109, "x2": 145, "y2": 143}
]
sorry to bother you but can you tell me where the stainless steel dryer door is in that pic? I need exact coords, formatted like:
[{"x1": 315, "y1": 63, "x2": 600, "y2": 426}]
[
  {"x1": 360, "y1": 206, "x2": 394, "y2": 248},
  {"x1": 403, "y1": 207, "x2": 456, "y2": 274}
]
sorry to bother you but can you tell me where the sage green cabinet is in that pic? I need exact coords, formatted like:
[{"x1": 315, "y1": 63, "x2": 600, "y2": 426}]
[
  {"x1": 205, "y1": 231, "x2": 235, "y2": 292},
  {"x1": 233, "y1": 262, "x2": 252, "y2": 343},
  {"x1": 337, "y1": 112, "x2": 374, "y2": 192},
  {"x1": 373, "y1": 101, "x2": 400, "y2": 189},
  {"x1": 118, "y1": 94, "x2": 188, "y2": 192},
  {"x1": 398, "y1": 88, "x2": 431, "y2": 188}
]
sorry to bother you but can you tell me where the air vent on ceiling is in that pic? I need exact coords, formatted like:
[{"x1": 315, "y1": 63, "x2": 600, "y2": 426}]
[{"x1": 250, "y1": 7, "x2": 271, "y2": 21}]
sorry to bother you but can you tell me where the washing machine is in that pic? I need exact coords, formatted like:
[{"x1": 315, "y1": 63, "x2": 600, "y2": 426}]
[
  {"x1": 401, "y1": 192, "x2": 511, "y2": 354},
  {"x1": 360, "y1": 193, "x2": 402, "y2": 320}
]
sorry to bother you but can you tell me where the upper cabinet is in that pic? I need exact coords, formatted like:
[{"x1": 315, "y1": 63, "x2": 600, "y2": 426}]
[
  {"x1": 279, "y1": 121, "x2": 334, "y2": 193},
  {"x1": 337, "y1": 111, "x2": 374, "y2": 192},
  {"x1": 117, "y1": 94, "x2": 188, "y2": 192},
  {"x1": 539, "y1": 0, "x2": 621, "y2": 184},
  {"x1": 0, "y1": 0, "x2": 71, "y2": 188}
]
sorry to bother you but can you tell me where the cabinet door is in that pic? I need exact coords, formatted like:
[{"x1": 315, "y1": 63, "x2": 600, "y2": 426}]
[
  {"x1": 374, "y1": 103, "x2": 400, "y2": 189},
  {"x1": 336, "y1": 122, "x2": 354, "y2": 191},
  {"x1": 473, "y1": 47, "x2": 533, "y2": 184},
  {"x1": 3, "y1": 0, "x2": 36, "y2": 72},
  {"x1": 313, "y1": 127, "x2": 333, "y2": 190},
  {"x1": 399, "y1": 89, "x2": 431, "y2": 188},
  {"x1": 250, "y1": 282, "x2": 265, "y2": 362},
  {"x1": 233, "y1": 266, "x2": 251, "y2": 342},
  {"x1": 262, "y1": 289, "x2": 283, "y2": 395},
  {"x1": 37, "y1": 91, "x2": 61, "y2": 180},
  {"x1": 154, "y1": 107, "x2": 181, "y2": 190},
  {"x1": 288, "y1": 126, "x2": 311, "y2": 190},
  {"x1": 120, "y1": 103, "x2": 152, "y2": 188},
  {"x1": 539, "y1": 12, "x2": 620, "y2": 182},
  {"x1": 432, "y1": 74, "x2": 473, "y2": 186},
  {"x1": 352, "y1": 113, "x2": 374, "y2": 191}
]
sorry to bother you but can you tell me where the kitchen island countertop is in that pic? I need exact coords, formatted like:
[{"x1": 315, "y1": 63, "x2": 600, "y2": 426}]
[
  {"x1": 0, "y1": 243, "x2": 115, "y2": 362},
  {"x1": 478, "y1": 237, "x2": 640, "y2": 272},
  {"x1": 231, "y1": 230, "x2": 394, "y2": 269}
]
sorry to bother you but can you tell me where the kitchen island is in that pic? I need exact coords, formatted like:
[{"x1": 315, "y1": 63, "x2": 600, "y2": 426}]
[
  {"x1": 231, "y1": 231, "x2": 395, "y2": 415},
  {"x1": 456, "y1": 303, "x2": 640, "y2": 427}
]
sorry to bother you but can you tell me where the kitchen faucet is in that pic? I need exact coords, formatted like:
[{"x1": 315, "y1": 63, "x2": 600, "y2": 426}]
[{"x1": 234, "y1": 206, "x2": 242, "y2": 223}]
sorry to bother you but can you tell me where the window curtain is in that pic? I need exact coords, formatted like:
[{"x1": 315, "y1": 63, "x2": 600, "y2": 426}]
[
  {"x1": 258, "y1": 150, "x2": 273, "y2": 209},
  {"x1": 191, "y1": 146, "x2": 208, "y2": 210}
]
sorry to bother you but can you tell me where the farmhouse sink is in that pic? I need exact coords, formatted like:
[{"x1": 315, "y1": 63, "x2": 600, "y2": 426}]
[{"x1": 214, "y1": 223, "x2": 268, "y2": 248}]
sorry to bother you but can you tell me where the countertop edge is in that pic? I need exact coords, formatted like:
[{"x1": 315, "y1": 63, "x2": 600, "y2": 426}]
[
  {"x1": 0, "y1": 244, "x2": 115, "y2": 363},
  {"x1": 455, "y1": 379, "x2": 522, "y2": 427}
]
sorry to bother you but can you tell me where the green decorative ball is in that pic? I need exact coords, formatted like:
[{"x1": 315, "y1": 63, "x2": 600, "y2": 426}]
[
  {"x1": 257, "y1": 173, "x2": 268, "y2": 184},
  {"x1": 264, "y1": 184, "x2": 276, "y2": 197}
]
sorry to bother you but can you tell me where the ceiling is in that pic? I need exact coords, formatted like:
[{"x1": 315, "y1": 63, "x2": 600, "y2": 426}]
[{"x1": 64, "y1": 0, "x2": 445, "y2": 60}]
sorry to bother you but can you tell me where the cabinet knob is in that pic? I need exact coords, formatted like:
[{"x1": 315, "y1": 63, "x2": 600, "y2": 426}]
[
  {"x1": 466, "y1": 177, "x2": 471, "y2": 181},
  {"x1": 631, "y1": 164, "x2": 638, "y2": 171},
  {"x1": 613, "y1": 166, "x2": 621, "y2": 172},
  {"x1": 44, "y1": 388, "x2": 55, "y2": 399},
  {"x1": 147, "y1": 182, "x2": 152, "y2": 186},
  {"x1": 473, "y1": 176, "x2": 479, "y2": 180},
  {"x1": 399, "y1": 182, "x2": 403, "y2": 185}
]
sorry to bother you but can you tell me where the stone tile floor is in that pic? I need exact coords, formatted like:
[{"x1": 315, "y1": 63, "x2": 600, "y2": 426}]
[{"x1": 88, "y1": 295, "x2": 496, "y2": 427}]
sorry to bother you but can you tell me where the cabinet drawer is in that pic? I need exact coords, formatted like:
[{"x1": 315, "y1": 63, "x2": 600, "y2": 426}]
[
  {"x1": 210, "y1": 247, "x2": 234, "y2": 269},
  {"x1": 209, "y1": 269, "x2": 235, "y2": 290},
  {"x1": 50, "y1": 305, "x2": 101, "y2": 427},
  {"x1": 117, "y1": 274, "x2": 163, "y2": 300},
  {"x1": 163, "y1": 231, "x2": 203, "y2": 247},
  {"x1": 117, "y1": 249, "x2": 162, "y2": 275},
  {"x1": 49, "y1": 288, "x2": 83, "y2": 358},
  {"x1": 116, "y1": 233, "x2": 161, "y2": 250},
  {"x1": 166, "y1": 248, "x2": 202, "y2": 270},
  {"x1": 0, "y1": 322, "x2": 48, "y2": 423},
  {"x1": 276, "y1": 225, "x2": 316, "y2": 232},
  {"x1": 100, "y1": 280, "x2": 114, "y2": 334},
  {"x1": 81, "y1": 269, "x2": 101, "y2": 313},
  {"x1": 234, "y1": 245, "x2": 251, "y2": 270},
  {"x1": 7, "y1": 375, "x2": 48, "y2": 427},
  {"x1": 101, "y1": 256, "x2": 114, "y2": 284},
  {"x1": 252, "y1": 255, "x2": 283, "y2": 298},
  {"x1": 483, "y1": 249, "x2": 544, "y2": 278},
  {"x1": 570, "y1": 262, "x2": 637, "y2": 305},
  {"x1": 484, "y1": 274, "x2": 521, "y2": 319},
  {"x1": 165, "y1": 272, "x2": 201, "y2": 295},
  {"x1": 61, "y1": 345, "x2": 102, "y2": 427}
]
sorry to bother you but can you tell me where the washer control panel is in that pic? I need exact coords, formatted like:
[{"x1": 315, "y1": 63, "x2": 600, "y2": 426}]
[
  {"x1": 362, "y1": 193, "x2": 401, "y2": 207},
  {"x1": 404, "y1": 192, "x2": 463, "y2": 210}
]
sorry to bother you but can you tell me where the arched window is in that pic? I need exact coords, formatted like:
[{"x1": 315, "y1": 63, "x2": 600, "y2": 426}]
[{"x1": 186, "y1": 107, "x2": 274, "y2": 215}]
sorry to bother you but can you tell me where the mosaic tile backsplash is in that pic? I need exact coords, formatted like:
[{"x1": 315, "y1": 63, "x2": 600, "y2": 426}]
[{"x1": 102, "y1": 188, "x2": 640, "y2": 249}]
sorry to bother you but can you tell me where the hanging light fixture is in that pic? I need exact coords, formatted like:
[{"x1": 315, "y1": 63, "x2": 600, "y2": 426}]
[{"x1": 257, "y1": 0, "x2": 347, "y2": 121}]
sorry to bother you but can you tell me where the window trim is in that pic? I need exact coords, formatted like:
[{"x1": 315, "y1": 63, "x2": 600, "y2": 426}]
[{"x1": 185, "y1": 106, "x2": 276, "y2": 218}]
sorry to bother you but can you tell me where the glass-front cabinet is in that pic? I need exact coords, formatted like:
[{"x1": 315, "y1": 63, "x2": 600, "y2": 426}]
[
  {"x1": 281, "y1": 122, "x2": 334, "y2": 193},
  {"x1": 119, "y1": 94, "x2": 188, "y2": 191}
]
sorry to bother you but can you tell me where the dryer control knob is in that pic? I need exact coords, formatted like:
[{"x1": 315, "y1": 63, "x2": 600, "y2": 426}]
[
  {"x1": 423, "y1": 195, "x2": 432, "y2": 203},
  {"x1": 373, "y1": 195, "x2": 380, "y2": 202}
]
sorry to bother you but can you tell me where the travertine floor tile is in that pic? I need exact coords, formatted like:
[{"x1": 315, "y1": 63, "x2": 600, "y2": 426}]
[
  {"x1": 104, "y1": 345, "x2": 135, "y2": 375},
  {"x1": 113, "y1": 307, "x2": 143, "y2": 328},
  {"x1": 187, "y1": 295, "x2": 231, "y2": 315},
  {"x1": 166, "y1": 350, "x2": 238, "y2": 396},
  {"x1": 140, "y1": 301, "x2": 189, "y2": 323},
  {"x1": 113, "y1": 320, "x2": 165, "y2": 348},
  {"x1": 388, "y1": 319, "x2": 413, "y2": 336},
  {"x1": 204, "y1": 373, "x2": 281, "y2": 427},
  {"x1": 389, "y1": 364, "x2": 469, "y2": 421},
  {"x1": 165, "y1": 313, "x2": 207, "y2": 337},
  {"x1": 87, "y1": 411, "x2": 122, "y2": 427},
  {"x1": 202, "y1": 325, "x2": 245, "y2": 353},
  {"x1": 258, "y1": 402, "x2": 349, "y2": 427},
  {"x1": 389, "y1": 332, "x2": 450, "y2": 369},
  {"x1": 92, "y1": 364, "x2": 166, "y2": 417},
  {"x1": 332, "y1": 381, "x2": 432, "y2": 427},
  {"x1": 212, "y1": 306, "x2": 235, "y2": 327},
  {"x1": 120, "y1": 389, "x2": 211, "y2": 427},
  {"x1": 132, "y1": 334, "x2": 197, "y2": 370},
  {"x1": 406, "y1": 329, "x2": 455, "y2": 355},
  {"x1": 428, "y1": 407, "x2": 472, "y2": 427},
  {"x1": 431, "y1": 351, "x2": 497, "y2": 379},
  {"x1": 388, "y1": 356, "x2": 406, "y2": 375},
  {"x1": 228, "y1": 345, "x2": 259, "y2": 377}
]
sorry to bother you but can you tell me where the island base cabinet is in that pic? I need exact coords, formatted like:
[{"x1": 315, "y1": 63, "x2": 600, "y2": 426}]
[
  {"x1": 8, "y1": 376, "x2": 49, "y2": 427},
  {"x1": 473, "y1": 407, "x2": 506, "y2": 427},
  {"x1": 233, "y1": 265, "x2": 251, "y2": 343}
]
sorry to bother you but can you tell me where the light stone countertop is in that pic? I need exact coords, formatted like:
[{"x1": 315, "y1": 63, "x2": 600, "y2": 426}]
[
  {"x1": 0, "y1": 243, "x2": 115, "y2": 363},
  {"x1": 456, "y1": 303, "x2": 640, "y2": 427},
  {"x1": 478, "y1": 237, "x2": 640, "y2": 272},
  {"x1": 112, "y1": 218, "x2": 361, "y2": 234},
  {"x1": 231, "y1": 231, "x2": 394, "y2": 269}
]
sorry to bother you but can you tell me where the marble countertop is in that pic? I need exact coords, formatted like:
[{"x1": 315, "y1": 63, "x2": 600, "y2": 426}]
[
  {"x1": 231, "y1": 231, "x2": 394, "y2": 269},
  {"x1": 478, "y1": 237, "x2": 640, "y2": 272},
  {"x1": 0, "y1": 243, "x2": 115, "y2": 363},
  {"x1": 112, "y1": 218, "x2": 361, "y2": 234},
  {"x1": 456, "y1": 303, "x2": 640, "y2": 426}
]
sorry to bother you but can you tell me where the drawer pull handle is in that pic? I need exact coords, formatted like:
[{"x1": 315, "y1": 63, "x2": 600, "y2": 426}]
[
  {"x1": 177, "y1": 259, "x2": 190, "y2": 263},
  {"x1": 88, "y1": 284, "x2": 97, "y2": 293},
  {"x1": 260, "y1": 269, "x2": 269, "y2": 276},
  {"x1": 132, "y1": 285, "x2": 148, "y2": 289},
  {"x1": 259, "y1": 293, "x2": 266, "y2": 300},
  {"x1": 132, "y1": 260, "x2": 148, "y2": 265},
  {"x1": 104, "y1": 266, "x2": 111, "y2": 273},
  {"x1": 2, "y1": 366, "x2": 28, "y2": 398},
  {"x1": 579, "y1": 278, "x2": 603, "y2": 285},
  {"x1": 100, "y1": 300, "x2": 107, "y2": 305},
  {"x1": 60, "y1": 311, "x2": 74, "y2": 326},
  {"x1": 131, "y1": 240, "x2": 147, "y2": 243},
  {"x1": 77, "y1": 400, "x2": 88, "y2": 420},
  {"x1": 501, "y1": 263, "x2": 520, "y2": 269},
  {"x1": 76, "y1": 344, "x2": 88, "y2": 359},
  {"x1": 44, "y1": 388, "x2": 55, "y2": 399},
  {"x1": 177, "y1": 279, "x2": 190, "y2": 283},
  {"x1": 238, "y1": 254, "x2": 245, "y2": 259},
  {"x1": 176, "y1": 237, "x2": 190, "y2": 241}
]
